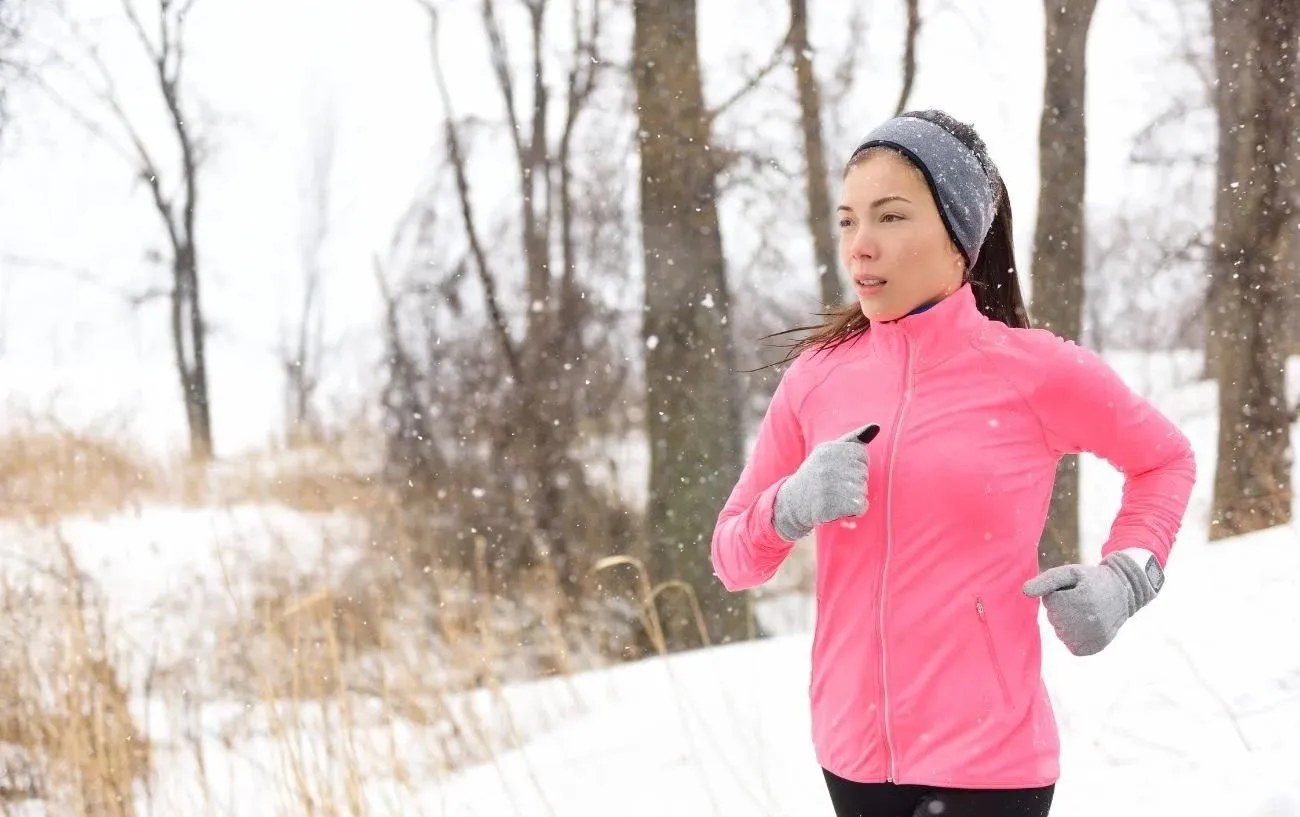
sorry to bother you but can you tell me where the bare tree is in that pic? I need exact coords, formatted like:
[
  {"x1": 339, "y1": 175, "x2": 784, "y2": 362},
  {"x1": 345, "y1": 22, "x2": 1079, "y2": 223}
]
[
  {"x1": 402, "y1": 0, "x2": 632, "y2": 601},
  {"x1": 1206, "y1": 0, "x2": 1297, "y2": 539},
  {"x1": 1108, "y1": 1, "x2": 1216, "y2": 364},
  {"x1": 1082, "y1": 204, "x2": 1207, "y2": 362},
  {"x1": 120, "y1": 0, "x2": 212, "y2": 461},
  {"x1": 281, "y1": 91, "x2": 336, "y2": 447},
  {"x1": 633, "y1": 0, "x2": 749, "y2": 650},
  {"x1": 39, "y1": 1, "x2": 215, "y2": 461},
  {"x1": 1030, "y1": 0, "x2": 1097, "y2": 570}
]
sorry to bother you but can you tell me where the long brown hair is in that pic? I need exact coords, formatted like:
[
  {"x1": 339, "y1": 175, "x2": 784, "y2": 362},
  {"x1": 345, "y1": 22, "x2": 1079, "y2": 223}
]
[{"x1": 769, "y1": 109, "x2": 1029, "y2": 366}]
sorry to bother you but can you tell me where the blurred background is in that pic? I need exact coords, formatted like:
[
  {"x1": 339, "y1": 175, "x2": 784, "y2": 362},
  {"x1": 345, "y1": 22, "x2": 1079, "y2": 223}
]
[{"x1": 0, "y1": 0, "x2": 1296, "y2": 814}]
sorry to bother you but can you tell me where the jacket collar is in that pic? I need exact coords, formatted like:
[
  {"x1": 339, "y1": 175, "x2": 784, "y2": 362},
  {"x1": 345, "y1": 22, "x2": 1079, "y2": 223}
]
[{"x1": 866, "y1": 282, "x2": 988, "y2": 369}]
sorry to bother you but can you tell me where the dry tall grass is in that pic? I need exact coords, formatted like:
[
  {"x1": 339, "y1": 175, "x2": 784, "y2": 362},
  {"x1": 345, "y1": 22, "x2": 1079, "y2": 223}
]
[
  {"x1": 0, "y1": 417, "x2": 159, "y2": 524},
  {"x1": 0, "y1": 537, "x2": 150, "y2": 816},
  {"x1": 0, "y1": 421, "x2": 676, "y2": 815}
]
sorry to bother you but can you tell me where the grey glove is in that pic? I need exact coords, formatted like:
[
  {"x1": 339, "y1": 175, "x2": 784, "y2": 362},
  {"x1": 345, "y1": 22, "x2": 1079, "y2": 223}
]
[
  {"x1": 1023, "y1": 551, "x2": 1161, "y2": 656},
  {"x1": 773, "y1": 423, "x2": 879, "y2": 542}
]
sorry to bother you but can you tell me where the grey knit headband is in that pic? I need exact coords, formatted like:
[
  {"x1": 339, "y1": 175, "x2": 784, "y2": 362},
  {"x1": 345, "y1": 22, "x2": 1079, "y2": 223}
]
[{"x1": 853, "y1": 116, "x2": 996, "y2": 268}]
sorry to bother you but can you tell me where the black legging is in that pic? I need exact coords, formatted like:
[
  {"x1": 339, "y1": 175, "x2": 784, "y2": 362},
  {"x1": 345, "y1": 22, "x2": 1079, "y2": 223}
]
[{"x1": 822, "y1": 769, "x2": 1055, "y2": 817}]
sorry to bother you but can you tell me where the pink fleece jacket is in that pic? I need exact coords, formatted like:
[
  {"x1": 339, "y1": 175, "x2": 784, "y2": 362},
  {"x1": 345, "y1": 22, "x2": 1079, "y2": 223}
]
[{"x1": 711, "y1": 283, "x2": 1195, "y2": 789}]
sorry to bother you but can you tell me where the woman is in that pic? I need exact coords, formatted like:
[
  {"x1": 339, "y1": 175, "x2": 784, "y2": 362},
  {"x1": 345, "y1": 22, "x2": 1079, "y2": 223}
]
[{"x1": 710, "y1": 109, "x2": 1196, "y2": 817}]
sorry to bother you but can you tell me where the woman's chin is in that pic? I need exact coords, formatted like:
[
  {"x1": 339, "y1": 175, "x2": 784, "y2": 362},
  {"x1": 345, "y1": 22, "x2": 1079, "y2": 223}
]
[{"x1": 858, "y1": 299, "x2": 903, "y2": 323}]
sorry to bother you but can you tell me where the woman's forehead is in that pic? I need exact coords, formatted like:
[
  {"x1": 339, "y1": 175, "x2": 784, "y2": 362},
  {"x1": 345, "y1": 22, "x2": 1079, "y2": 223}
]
[{"x1": 842, "y1": 153, "x2": 927, "y2": 200}]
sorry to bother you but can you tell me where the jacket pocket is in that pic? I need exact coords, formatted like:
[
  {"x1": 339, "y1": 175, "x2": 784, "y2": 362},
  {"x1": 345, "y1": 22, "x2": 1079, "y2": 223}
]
[{"x1": 975, "y1": 596, "x2": 1012, "y2": 707}]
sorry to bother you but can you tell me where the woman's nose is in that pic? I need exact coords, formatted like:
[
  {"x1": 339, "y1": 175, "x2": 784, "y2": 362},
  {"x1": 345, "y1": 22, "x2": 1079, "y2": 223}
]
[{"x1": 849, "y1": 226, "x2": 876, "y2": 260}]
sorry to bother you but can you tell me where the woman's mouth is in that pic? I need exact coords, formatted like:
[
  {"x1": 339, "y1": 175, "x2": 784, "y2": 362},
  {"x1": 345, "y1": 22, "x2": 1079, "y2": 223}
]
[{"x1": 855, "y1": 276, "x2": 887, "y2": 291}]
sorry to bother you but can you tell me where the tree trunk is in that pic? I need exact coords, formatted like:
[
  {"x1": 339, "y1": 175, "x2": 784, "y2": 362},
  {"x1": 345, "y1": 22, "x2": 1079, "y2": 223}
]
[
  {"x1": 177, "y1": 252, "x2": 213, "y2": 462},
  {"x1": 152, "y1": 3, "x2": 214, "y2": 464},
  {"x1": 788, "y1": 0, "x2": 839, "y2": 308},
  {"x1": 1031, "y1": 0, "x2": 1097, "y2": 570},
  {"x1": 1207, "y1": 0, "x2": 1296, "y2": 540},
  {"x1": 633, "y1": 0, "x2": 749, "y2": 650},
  {"x1": 893, "y1": 0, "x2": 920, "y2": 116}
]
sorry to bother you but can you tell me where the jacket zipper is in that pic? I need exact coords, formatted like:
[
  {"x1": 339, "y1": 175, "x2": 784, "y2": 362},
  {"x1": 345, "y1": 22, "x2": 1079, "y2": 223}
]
[
  {"x1": 976, "y1": 596, "x2": 1013, "y2": 706},
  {"x1": 880, "y1": 336, "x2": 914, "y2": 782}
]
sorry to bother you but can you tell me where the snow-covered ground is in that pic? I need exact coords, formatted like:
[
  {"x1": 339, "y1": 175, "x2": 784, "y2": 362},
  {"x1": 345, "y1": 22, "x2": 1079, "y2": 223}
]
[
  {"x1": 431, "y1": 520, "x2": 1300, "y2": 817},
  {"x1": 1, "y1": 352, "x2": 1296, "y2": 816}
]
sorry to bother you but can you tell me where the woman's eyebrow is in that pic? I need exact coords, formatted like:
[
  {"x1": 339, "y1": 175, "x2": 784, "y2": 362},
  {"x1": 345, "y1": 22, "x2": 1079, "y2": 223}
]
[
  {"x1": 870, "y1": 195, "x2": 911, "y2": 209},
  {"x1": 836, "y1": 195, "x2": 913, "y2": 214}
]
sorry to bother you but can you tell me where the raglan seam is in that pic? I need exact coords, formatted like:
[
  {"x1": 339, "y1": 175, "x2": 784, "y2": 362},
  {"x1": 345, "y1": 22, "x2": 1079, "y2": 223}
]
[
  {"x1": 792, "y1": 336, "x2": 874, "y2": 419},
  {"x1": 970, "y1": 334, "x2": 1058, "y2": 459}
]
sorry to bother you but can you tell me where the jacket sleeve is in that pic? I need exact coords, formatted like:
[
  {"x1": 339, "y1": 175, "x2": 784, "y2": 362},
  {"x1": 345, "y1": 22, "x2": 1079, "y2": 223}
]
[
  {"x1": 711, "y1": 367, "x2": 807, "y2": 592},
  {"x1": 1028, "y1": 336, "x2": 1196, "y2": 567}
]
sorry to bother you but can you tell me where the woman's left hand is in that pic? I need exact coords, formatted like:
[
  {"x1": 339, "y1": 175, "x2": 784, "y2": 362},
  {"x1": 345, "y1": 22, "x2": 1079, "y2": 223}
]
[{"x1": 1022, "y1": 551, "x2": 1161, "y2": 656}]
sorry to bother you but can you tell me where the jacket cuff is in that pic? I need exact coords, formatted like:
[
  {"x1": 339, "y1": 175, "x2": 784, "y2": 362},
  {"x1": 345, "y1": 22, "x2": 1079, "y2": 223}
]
[
  {"x1": 752, "y1": 477, "x2": 800, "y2": 552},
  {"x1": 1110, "y1": 547, "x2": 1163, "y2": 595}
]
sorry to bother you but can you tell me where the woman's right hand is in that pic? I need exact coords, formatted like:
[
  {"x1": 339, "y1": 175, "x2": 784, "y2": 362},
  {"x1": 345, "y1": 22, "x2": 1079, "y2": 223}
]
[{"x1": 773, "y1": 423, "x2": 879, "y2": 541}]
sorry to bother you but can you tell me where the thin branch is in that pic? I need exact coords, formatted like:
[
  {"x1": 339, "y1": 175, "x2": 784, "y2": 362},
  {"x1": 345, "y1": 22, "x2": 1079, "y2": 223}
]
[
  {"x1": 151, "y1": 4, "x2": 201, "y2": 259},
  {"x1": 1132, "y1": 1, "x2": 1214, "y2": 104},
  {"x1": 19, "y1": 68, "x2": 135, "y2": 164},
  {"x1": 713, "y1": 143, "x2": 801, "y2": 192},
  {"x1": 1129, "y1": 98, "x2": 1214, "y2": 168},
  {"x1": 481, "y1": 0, "x2": 527, "y2": 169},
  {"x1": 423, "y1": 3, "x2": 524, "y2": 382},
  {"x1": 119, "y1": 0, "x2": 161, "y2": 66},
  {"x1": 560, "y1": 0, "x2": 601, "y2": 168},
  {"x1": 822, "y1": 5, "x2": 868, "y2": 123},
  {"x1": 177, "y1": 0, "x2": 200, "y2": 25},
  {"x1": 61, "y1": 12, "x2": 181, "y2": 254},
  {"x1": 73, "y1": 18, "x2": 159, "y2": 170},
  {"x1": 707, "y1": 21, "x2": 794, "y2": 123},
  {"x1": 126, "y1": 285, "x2": 174, "y2": 308},
  {"x1": 1, "y1": 253, "x2": 173, "y2": 309}
]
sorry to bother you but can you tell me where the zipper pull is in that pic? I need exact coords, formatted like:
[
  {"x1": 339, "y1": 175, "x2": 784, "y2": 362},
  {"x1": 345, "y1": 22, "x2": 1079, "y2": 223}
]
[{"x1": 976, "y1": 598, "x2": 986, "y2": 619}]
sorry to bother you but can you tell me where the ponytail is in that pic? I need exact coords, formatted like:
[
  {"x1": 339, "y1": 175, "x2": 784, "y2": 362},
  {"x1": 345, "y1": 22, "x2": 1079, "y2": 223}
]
[{"x1": 965, "y1": 178, "x2": 1030, "y2": 329}]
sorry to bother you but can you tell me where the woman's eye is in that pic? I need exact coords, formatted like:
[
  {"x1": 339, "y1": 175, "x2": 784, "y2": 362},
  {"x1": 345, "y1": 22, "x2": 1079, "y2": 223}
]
[
  {"x1": 881, "y1": 213, "x2": 903, "y2": 223},
  {"x1": 838, "y1": 218, "x2": 853, "y2": 228}
]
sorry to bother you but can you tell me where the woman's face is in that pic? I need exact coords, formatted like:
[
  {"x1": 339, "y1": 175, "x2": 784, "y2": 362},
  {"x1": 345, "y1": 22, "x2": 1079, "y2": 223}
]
[{"x1": 837, "y1": 150, "x2": 966, "y2": 322}]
